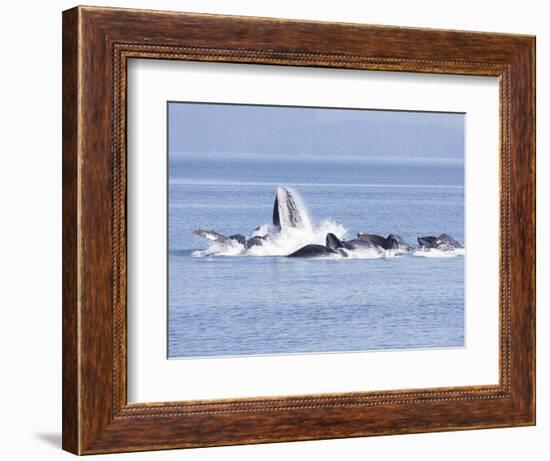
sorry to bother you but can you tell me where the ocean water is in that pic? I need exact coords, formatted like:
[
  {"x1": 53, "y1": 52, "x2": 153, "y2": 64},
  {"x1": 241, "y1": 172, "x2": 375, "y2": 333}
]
[{"x1": 168, "y1": 154, "x2": 465, "y2": 358}]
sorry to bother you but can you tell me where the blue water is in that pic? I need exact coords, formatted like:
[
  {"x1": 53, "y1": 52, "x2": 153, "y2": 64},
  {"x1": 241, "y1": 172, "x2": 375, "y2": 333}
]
[{"x1": 168, "y1": 154, "x2": 465, "y2": 358}]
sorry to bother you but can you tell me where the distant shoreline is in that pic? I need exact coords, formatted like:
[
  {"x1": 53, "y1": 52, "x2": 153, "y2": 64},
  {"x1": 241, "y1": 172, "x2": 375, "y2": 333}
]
[{"x1": 170, "y1": 151, "x2": 465, "y2": 165}]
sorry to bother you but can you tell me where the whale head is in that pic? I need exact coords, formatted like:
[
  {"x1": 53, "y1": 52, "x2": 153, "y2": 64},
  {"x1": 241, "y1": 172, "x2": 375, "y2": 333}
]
[
  {"x1": 272, "y1": 186, "x2": 312, "y2": 232},
  {"x1": 326, "y1": 233, "x2": 345, "y2": 250}
]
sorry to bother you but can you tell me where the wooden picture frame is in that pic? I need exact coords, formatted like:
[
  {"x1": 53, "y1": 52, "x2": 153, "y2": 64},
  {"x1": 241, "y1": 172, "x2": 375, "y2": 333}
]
[{"x1": 62, "y1": 5, "x2": 535, "y2": 455}]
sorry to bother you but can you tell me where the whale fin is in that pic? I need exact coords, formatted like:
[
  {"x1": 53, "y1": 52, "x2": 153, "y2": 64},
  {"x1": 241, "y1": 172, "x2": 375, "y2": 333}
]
[{"x1": 326, "y1": 233, "x2": 345, "y2": 250}]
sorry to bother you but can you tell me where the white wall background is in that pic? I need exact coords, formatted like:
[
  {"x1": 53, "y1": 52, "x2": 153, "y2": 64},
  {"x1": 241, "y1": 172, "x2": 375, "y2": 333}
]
[{"x1": 0, "y1": 1, "x2": 546, "y2": 459}]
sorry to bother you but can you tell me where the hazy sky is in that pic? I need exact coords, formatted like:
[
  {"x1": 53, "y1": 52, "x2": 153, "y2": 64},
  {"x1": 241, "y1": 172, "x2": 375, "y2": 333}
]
[{"x1": 168, "y1": 102, "x2": 464, "y2": 159}]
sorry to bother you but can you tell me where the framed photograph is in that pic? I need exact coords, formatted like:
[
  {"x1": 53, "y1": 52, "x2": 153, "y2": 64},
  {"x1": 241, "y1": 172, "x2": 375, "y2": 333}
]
[{"x1": 62, "y1": 6, "x2": 535, "y2": 455}]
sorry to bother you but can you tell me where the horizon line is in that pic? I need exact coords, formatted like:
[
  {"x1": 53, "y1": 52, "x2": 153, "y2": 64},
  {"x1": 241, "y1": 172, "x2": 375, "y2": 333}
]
[{"x1": 169, "y1": 151, "x2": 465, "y2": 162}]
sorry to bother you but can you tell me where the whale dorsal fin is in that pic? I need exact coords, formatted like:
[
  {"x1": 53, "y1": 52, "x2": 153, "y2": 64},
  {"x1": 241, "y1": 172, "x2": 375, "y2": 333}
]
[{"x1": 326, "y1": 233, "x2": 345, "y2": 250}]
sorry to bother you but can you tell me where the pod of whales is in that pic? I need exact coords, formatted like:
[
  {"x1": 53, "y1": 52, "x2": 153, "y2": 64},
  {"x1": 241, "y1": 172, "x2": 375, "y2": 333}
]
[
  {"x1": 192, "y1": 186, "x2": 463, "y2": 258},
  {"x1": 288, "y1": 233, "x2": 382, "y2": 258}
]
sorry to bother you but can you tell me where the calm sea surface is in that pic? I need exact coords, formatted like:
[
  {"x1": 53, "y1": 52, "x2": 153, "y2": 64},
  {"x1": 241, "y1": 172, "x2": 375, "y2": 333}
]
[{"x1": 168, "y1": 154, "x2": 465, "y2": 358}]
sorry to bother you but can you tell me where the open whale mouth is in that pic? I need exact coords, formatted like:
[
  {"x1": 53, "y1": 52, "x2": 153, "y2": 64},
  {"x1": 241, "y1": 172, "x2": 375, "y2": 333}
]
[{"x1": 273, "y1": 186, "x2": 312, "y2": 232}]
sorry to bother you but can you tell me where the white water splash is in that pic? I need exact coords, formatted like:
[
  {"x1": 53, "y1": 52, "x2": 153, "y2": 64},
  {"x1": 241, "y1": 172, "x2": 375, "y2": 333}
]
[
  {"x1": 246, "y1": 219, "x2": 347, "y2": 257},
  {"x1": 340, "y1": 246, "x2": 387, "y2": 260},
  {"x1": 191, "y1": 240, "x2": 245, "y2": 257},
  {"x1": 192, "y1": 219, "x2": 402, "y2": 260},
  {"x1": 412, "y1": 247, "x2": 465, "y2": 258}
]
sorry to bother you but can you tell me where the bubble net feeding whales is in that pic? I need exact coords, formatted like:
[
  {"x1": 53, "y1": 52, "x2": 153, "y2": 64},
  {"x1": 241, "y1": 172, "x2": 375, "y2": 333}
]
[
  {"x1": 191, "y1": 186, "x2": 464, "y2": 258},
  {"x1": 192, "y1": 186, "x2": 346, "y2": 257}
]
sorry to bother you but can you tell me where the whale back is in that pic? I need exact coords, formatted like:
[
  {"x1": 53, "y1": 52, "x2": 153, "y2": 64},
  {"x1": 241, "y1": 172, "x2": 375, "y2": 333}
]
[
  {"x1": 357, "y1": 233, "x2": 386, "y2": 247},
  {"x1": 288, "y1": 244, "x2": 336, "y2": 258}
]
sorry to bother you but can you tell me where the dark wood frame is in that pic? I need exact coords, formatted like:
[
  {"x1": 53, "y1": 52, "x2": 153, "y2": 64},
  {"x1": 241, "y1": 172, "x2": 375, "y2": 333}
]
[{"x1": 62, "y1": 5, "x2": 536, "y2": 455}]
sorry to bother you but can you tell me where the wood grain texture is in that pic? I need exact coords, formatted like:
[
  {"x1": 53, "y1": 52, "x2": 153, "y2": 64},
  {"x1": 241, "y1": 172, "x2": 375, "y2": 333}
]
[
  {"x1": 62, "y1": 5, "x2": 536, "y2": 455},
  {"x1": 62, "y1": 7, "x2": 79, "y2": 454}
]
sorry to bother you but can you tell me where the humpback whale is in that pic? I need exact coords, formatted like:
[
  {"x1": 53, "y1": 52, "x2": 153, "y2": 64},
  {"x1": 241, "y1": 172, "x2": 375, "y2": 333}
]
[
  {"x1": 272, "y1": 186, "x2": 312, "y2": 231},
  {"x1": 357, "y1": 233, "x2": 412, "y2": 251},
  {"x1": 287, "y1": 244, "x2": 339, "y2": 258},
  {"x1": 193, "y1": 186, "x2": 311, "y2": 251},
  {"x1": 326, "y1": 233, "x2": 381, "y2": 252},
  {"x1": 417, "y1": 233, "x2": 463, "y2": 251},
  {"x1": 288, "y1": 233, "x2": 383, "y2": 258},
  {"x1": 288, "y1": 233, "x2": 350, "y2": 258},
  {"x1": 192, "y1": 229, "x2": 267, "y2": 250}
]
